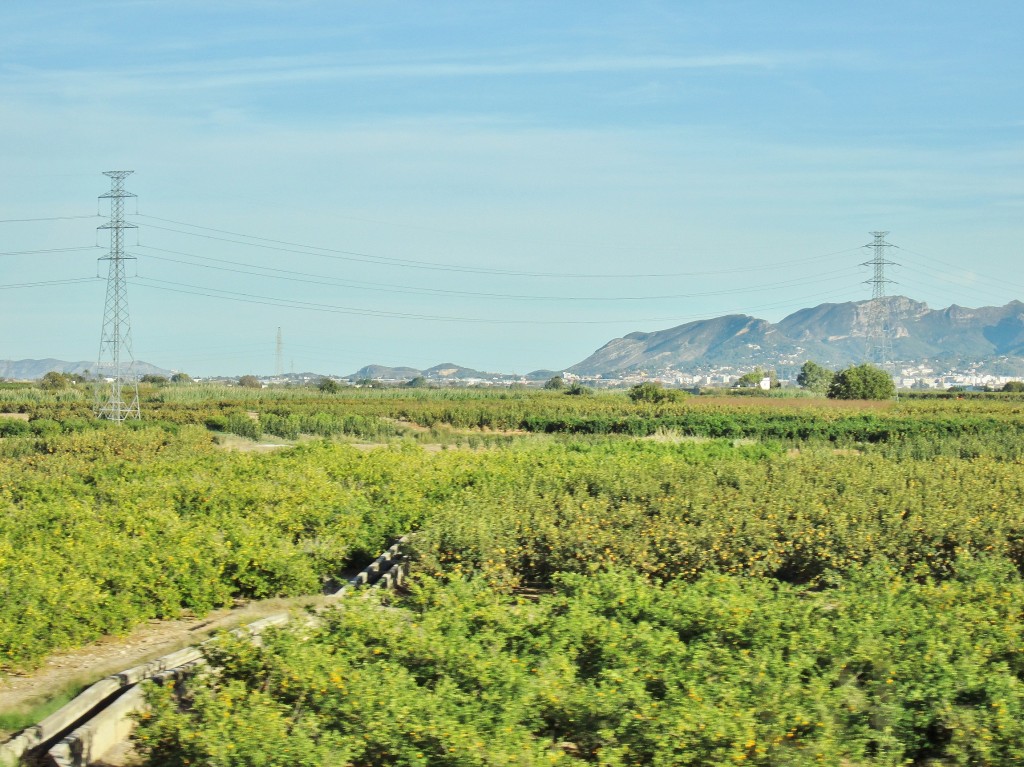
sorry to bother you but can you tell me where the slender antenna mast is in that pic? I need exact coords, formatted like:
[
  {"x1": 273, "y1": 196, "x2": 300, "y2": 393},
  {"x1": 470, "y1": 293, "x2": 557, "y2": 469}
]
[
  {"x1": 95, "y1": 170, "x2": 140, "y2": 421},
  {"x1": 861, "y1": 230, "x2": 897, "y2": 369},
  {"x1": 275, "y1": 327, "x2": 284, "y2": 377}
]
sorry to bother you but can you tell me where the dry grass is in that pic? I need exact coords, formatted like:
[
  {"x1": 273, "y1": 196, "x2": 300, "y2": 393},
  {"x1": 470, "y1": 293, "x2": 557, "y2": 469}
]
[{"x1": 211, "y1": 433, "x2": 296, "y2": 452}]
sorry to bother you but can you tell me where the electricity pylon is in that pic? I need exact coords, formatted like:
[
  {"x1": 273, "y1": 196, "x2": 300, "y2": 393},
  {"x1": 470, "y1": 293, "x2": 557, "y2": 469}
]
[
  {"x1": 276, "y1": 327, "x2": 284, "y2": 376},
  {"x1": 862, "y1": 231, "x2": 897, "y2": 370},
  {"x1": 95, "y1": 170, "x2": 140, "y2": 421}
]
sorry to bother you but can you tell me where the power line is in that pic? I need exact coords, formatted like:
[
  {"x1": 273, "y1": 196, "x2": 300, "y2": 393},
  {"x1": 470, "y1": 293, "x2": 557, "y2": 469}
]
[
  {"x1": 133, "y1": 213, "x2": 865, "y2": 280},
  {"x1": 0, "y1": 246, "x2": 102, "y2": 257},
  {"x1": 135, "y1": 244, "x2": 860, "y2": 302},
  {"x1": 130, "y1": 274, "x2": 854, "y2": 326},
  {"x1": 0, "y1": 277, "x2": 99, "y2": 290},
  {"x1": 895, "y1": 263, "x2": 1021, "y2": 306},
  {"x1": 896, "y1": 245, "x2": 1024, "y2": 292},
  {"x1": 0, "y1": 215, "x2": 100, "y2": 224},
  {"x1": 898, "y1": 262, "x2": 986, "y2": 289},
  {"x1": 115, "y1": 212, "x2": 1024, "y2": 290}
]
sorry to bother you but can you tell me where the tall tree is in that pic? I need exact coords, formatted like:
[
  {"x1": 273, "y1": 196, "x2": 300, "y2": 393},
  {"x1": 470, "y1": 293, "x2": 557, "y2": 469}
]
[
  {"x1": 827, "y1": 364, "x2": 896, "y2": 400},
  {"x1": 797, "y1": 361, "x2": 834, "y2": 394}
]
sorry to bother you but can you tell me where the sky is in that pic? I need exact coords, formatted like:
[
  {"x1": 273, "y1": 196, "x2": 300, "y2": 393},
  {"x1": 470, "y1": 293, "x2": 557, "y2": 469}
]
[{"x1": 1, "y1": 1, "x2": 1022, "y2": 377}]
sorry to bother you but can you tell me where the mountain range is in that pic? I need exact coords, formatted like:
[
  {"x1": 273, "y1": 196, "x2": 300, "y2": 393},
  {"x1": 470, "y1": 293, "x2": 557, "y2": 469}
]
[
  {"x1": 0, "y1": 359, "x2": 175, "y2": 380},
  {"x1": 6, "y1": 298, "x2": 1022, "y2": 382},
  {"x1": 568, "y1": 297, "x2": 1024, "y2": 376},
  {"x1": 347, "y1": 362, "x2": 531, "y2": 382}
]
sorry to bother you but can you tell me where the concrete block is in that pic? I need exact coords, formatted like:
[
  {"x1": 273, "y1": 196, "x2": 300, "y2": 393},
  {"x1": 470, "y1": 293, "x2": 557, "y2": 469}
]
[{"x1": 50, "y1": 685, "x2": 147, "y2": 767}]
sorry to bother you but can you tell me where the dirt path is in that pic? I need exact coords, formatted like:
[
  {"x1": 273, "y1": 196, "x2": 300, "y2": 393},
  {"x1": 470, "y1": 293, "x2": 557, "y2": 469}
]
[{"x1": 0, "y1": 595, "x2": 328, "y2": 739}]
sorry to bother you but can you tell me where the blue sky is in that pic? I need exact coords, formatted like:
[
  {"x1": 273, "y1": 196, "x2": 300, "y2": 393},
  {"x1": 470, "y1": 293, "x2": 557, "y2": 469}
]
[{"x1": 1, "y1": 1, "x2": 1022, "y2": 376}]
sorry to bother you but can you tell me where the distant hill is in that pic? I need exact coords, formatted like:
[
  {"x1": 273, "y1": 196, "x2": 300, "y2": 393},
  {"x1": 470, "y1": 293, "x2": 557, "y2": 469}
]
[
  {"x1": 525, "y1": 369, "x2": 560, "y2": 381},
  {"x1": 0, "y1": 358, "x2": 175, "y2": 380},
  {"x1": 348, "y1": 364, "x2": 424, "y2": 381},
  {"x1": 348, "y1": 362, "x2": 511, "y2": 382},
  {"x1": 423, "y1": 362, "x2": 492, "y2": 379},
  {"x1": 568, "y1": 297, "x2": 1024, "y2": 375}
]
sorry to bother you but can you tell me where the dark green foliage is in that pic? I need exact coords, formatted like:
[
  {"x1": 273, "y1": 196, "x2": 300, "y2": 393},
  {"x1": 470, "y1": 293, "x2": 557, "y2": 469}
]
[
  {"x1": 237, "y1": 375, "x2": 262, "y2": 389},
  {"x1": 0, "y1": 419, "x2": 30, "y2": 437},
  {"x1": 544, "y1": 375, "x2": 566, "y2": 390},
  {"x1": 828, "y1": 364, "x2": 897, "y2": 400},
  {"x1": 564, "y1": 383, "x2": 592, "y2": 396},
  {"x1": 203, "y1": 414, "x2": 228, "y2": 431},
  {"x1": 317, "y1": 377, "x2": 341, "y2": 394},
  {"x1": 796, "y1": 360, "x2": 834, "y2": 393},
  {"x1": 1002, "y1": 381, "x2": 1024, "y2": 392},
  {"x1": 39, "y1": 372, "x2": 74, "y2": 391},
  {"x1": 258, "y1": 412, "x2": 301, "y2": 440},
  {"x1": 628, "y1": 381, "x2": 686, "y2": 404},
  {"x1": 225, "y1": 412, "x2": 262, "y2": 440}
]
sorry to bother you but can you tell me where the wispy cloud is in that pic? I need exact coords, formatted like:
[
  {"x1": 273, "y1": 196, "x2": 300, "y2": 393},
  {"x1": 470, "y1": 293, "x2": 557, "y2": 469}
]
[{"x1": 1, "y1": 49, "x2": 846, "y2": 98}]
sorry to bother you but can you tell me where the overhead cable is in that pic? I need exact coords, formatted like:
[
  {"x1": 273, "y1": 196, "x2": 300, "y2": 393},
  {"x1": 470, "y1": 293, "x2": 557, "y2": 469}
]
[
  {"x1": 0, "y1": 277, "x2": 99, "y2": 290},
  {"x1": 133, "y1": 214, "x2": 865, "y2": 280},
  {"x1": 136, "y1": 244, "x2": 861, "y2": 302},
  {"x1": 129, "y1": 275, "x2": 854, "y2": 326},
  {"x1": 0, "y1": 246, "x2": 102, "y2": 257},
  {"x1": 0, "y1": 215, "x2": 100, "y2": 224}
]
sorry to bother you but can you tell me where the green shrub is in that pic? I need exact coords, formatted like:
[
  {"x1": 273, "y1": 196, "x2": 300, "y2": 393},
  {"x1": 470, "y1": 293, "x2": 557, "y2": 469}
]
[
  {"x1": 225, "y1": 412, "x2": 262, "y2": 440},
  {"x1": 828, "y1": 364, "x2": 896, "y2": 400},
  {"x1": 628, "y1": 381, "x2": 686, "y2": 404}
]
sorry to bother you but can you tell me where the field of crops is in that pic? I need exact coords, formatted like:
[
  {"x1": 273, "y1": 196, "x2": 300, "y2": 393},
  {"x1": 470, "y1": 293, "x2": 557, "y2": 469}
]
[{"x1": 3, "y1": 384, "x2": 1024, "y2": 764}]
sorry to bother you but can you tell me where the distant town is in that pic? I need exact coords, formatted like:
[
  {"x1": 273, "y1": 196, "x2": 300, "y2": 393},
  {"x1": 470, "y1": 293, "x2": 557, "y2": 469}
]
[{"x1": 194, "y1": 361, "x2": 1021, "y2": 392}]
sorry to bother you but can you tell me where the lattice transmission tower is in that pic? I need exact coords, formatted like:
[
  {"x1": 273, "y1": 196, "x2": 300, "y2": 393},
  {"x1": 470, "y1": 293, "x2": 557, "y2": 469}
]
[
  {"x1": 861, "y1": 231, "x2": 897, "y2": 369},
  {"x1": 276, "y1": 327, "x2": 284, "y2": 376},
  {"x1": 95, "y1": 170, "x2": 140, "y2": 421}
]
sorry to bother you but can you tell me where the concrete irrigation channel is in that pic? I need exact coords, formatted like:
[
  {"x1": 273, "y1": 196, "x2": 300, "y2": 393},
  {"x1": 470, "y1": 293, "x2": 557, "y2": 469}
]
[{"x1": 0, "y1": 537, "x2": 410, "y2": 767}]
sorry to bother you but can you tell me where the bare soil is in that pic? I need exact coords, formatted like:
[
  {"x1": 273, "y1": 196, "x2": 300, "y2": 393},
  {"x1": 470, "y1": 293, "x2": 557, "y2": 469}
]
[{"x1": 212, "y1": 433, "x2": 296, "y2": 452}]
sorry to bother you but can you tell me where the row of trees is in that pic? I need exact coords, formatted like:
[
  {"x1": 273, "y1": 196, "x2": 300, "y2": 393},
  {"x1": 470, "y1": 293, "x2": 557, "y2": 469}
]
[
  {"x1": 141, "y1": 373, "x2": 194, "y2": 385},
  {"x1": 800, "y1": 362, "x2": 1024, "y2": 398},
  {"x1": 797, "y1": 361, "x2": 897, "y2": 399},
  {"x1": 39, "y1": 366, "x2": 1011, "y2": 401},
  {"x1": 38, "y1": 371, "x2": 194, "y2": 390},
  {"x1": 38, "y1": 371, "x2": 87, "y2": 390},
  {"x1": 729, "y1": 362, "x2": 895, "y2": 400},
  {"x1": 548, "y1": 367, "x2": 895, "y2": 401}
]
